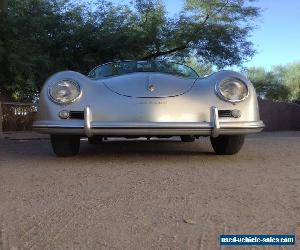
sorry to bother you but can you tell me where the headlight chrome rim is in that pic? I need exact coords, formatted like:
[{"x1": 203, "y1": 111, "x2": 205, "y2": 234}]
[
  {"x1": 215, "y1": 77, "x2": 249, "y2": 103},
  {"x1": 48, "y1": 79, "x2": 82, "y2": 105}
]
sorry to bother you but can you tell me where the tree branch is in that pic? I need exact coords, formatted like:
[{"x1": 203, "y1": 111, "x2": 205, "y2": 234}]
[
  {"x1": 141, "y1": 0, "x2": 231, "y2": 60},
  {"x1": 142, "y1": 44, "x2": 188, "y2": 60}
]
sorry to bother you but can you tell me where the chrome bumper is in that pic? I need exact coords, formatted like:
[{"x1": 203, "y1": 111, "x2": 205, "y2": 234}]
[{"x1": 33, "y1": 106, "x2": 265, "y2": 137}]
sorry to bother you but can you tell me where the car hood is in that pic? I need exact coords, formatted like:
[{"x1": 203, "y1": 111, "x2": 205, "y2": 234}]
[{"x1": 102, "y1": 72, "x2": 197, "y2": 98}]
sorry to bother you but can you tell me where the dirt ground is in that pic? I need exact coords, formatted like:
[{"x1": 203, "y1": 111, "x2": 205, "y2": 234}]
[{"x1": 0, "y1": 132, "x2": 299, "y2": 250}]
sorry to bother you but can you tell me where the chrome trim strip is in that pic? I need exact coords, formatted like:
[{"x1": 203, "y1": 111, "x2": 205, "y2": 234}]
[
  {"x1": 90, "y1": 122, "x2": 212, "y2": 128},
  {"x1": 33, "y1": 125, "x2": 264, "y2": 129},
  {"x1": 84, "y1": 106, "x2": 93, "y2": 137},
  {"x1": 87, "y1": 60, "x2": 199, "y2": 79},
  {"x1": 33, "y1": 126, "x2": 264, "y2": 136},
  {"x1": 33, "y1": 121, "x2": 265, "y2": 129},
  {"x1": 33, "y1": 123, "x2": 264, "y2": 136},
  {"x1": 211, "y1": 106, "x2": 220, "y2": 138}
]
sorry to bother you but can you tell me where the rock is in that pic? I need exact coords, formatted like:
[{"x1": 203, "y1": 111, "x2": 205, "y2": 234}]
[{"x1": 183, "y1": 218, "x2": 196, "y2": 224}]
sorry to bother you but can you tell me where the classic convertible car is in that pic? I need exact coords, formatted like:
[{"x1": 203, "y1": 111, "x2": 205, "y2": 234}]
[{"x1": 33, "y1": 60, "x2": 264, "y2": 156}]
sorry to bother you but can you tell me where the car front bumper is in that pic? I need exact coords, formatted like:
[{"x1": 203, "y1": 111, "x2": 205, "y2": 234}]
[{"x1": 33, "y1": 106, "x2": 265, "y2": 137}]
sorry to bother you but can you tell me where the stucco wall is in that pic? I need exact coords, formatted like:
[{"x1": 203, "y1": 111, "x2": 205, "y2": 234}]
[{"x1": 258, "y1": 99, "x2": 300, "y2": 131}]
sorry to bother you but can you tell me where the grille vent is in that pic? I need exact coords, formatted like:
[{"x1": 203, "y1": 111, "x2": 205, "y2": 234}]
[
  {"x1": 69, "y1": 111, "x2": 84, "y2": 119},
  {"x1": 218, "y1": 110, "x2": 233, "y2": 117}
]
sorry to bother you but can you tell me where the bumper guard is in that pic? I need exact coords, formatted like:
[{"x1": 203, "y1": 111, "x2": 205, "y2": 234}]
[{"x1": 33, "y1": 106, "x2": 265, "y2": 137}]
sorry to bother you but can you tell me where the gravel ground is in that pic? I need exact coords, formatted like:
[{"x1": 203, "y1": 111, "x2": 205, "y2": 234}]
[{"x1": 0, "y1": 132, "x2": 299, "y2": 250}]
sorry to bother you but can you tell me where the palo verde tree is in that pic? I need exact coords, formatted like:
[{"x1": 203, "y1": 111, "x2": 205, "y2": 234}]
[
  {"x1": 141, "y1": 0, "x2": 261, "y2": 67},
  {"x1": 0, "y1": 0, "x2": 261, "y2": 101}
]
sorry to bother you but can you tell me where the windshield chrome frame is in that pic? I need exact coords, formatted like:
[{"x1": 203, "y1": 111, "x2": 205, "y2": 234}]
[{"x1": 87, "y1": 60, "x2": 199, "y2": 79}]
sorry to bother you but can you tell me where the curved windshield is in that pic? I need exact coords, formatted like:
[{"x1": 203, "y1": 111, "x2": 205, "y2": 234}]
[{"x1": 88, "y1": 60, "x2": 198, "y2": 79}]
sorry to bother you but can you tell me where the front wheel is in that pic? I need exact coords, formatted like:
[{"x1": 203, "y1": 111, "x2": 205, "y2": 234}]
[
  {"x1": 50, "y1": 135, "x2": 80, "y2": 157},
  {"x1": 210, "y1": 135, "x2": 245, "y2": 155}
]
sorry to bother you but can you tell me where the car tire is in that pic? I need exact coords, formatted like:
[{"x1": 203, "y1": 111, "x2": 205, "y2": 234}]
[
  {"x1": 50, "y1": 135, "x2": 80, "y2": 157},
  {"x1": 88, "y1": 136, "x2": 103, "y2": 144},
  {"x1": 180, "y1": 135, "x2": 195, "y2": 142},
  {"x1": 210, "y1": 135, "x2": 245, "y2": 155}
]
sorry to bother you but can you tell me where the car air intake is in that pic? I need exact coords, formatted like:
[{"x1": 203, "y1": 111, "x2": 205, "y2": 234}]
[
  {"x1": 69, "y1": 111, "x2": 84, "y2": 119},
  {"x1": 218, "y1": 110, "x2": 241, "y2": 118}
]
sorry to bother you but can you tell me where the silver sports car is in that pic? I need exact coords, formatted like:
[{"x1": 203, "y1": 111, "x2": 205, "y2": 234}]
[{"x1": 33, "y1": 60, "x2": 265, "y2": 156}]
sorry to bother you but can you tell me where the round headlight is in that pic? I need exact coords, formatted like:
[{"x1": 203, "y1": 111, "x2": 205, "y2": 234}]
[
  {"x1": 49, "y1": 79, "x2": 81, "y2": 105},
  {"x1": 216, "y1": 78, "x2": 249, "y2": 102}
]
